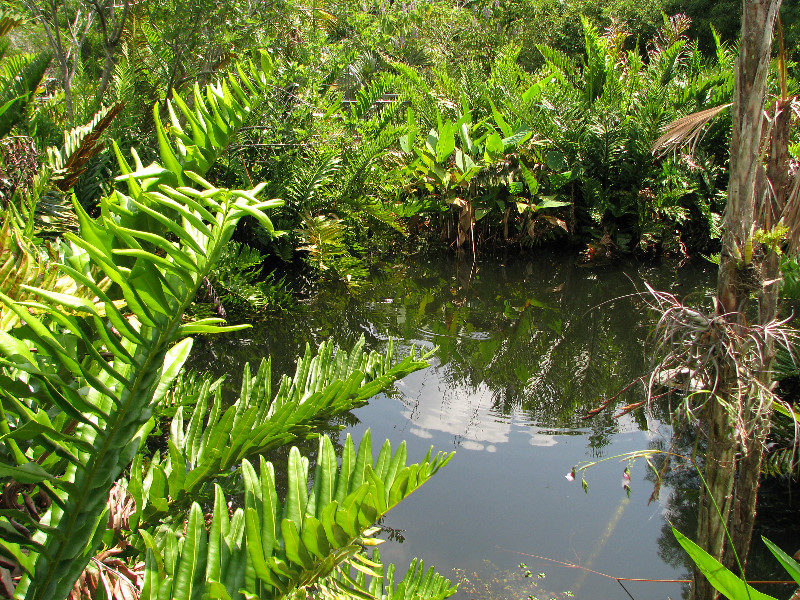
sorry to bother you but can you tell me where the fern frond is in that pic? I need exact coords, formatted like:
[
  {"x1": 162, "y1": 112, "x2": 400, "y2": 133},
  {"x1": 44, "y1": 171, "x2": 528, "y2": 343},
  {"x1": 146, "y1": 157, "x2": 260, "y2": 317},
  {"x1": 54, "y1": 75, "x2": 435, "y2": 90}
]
[
  {"x1": 297, "y1": 213, "x2": 347, "y2": 269},
  {"x1": 535, "y1": 44, "x2": 579, "y2": 91},
  {"x1": 353, "y1": 72, "x2": 396, "y2": 121},
  {"x1": 340, "y1": 125, "x2": 405, "y2": 203},
  {"x1": 285, "y1": 152, "x2": 341, "y2": 209}
]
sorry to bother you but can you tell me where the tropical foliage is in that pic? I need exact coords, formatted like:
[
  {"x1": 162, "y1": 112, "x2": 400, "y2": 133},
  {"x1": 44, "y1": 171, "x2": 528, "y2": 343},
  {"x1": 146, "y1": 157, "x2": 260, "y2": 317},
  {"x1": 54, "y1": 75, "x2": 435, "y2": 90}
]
[
  {"x1": 6, "y1": 0, "x2": 770, "y2": 271},
  {"x1": 2, "y1": 1, "x2": 800, "y2": 599},
  {"x1": 0, "y1": 59, "x2": 456, "y2": 600},
  {"x1": 674, "y1": 529, "x2": 800, "y2": 600}
]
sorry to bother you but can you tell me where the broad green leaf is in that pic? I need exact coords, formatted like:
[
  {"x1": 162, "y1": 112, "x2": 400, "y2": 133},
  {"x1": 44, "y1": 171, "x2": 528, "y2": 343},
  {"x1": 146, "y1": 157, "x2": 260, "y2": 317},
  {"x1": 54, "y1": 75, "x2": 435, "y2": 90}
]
[
  {"x1": 502, "y1": 128, "x2": 532, "y2": 149},
  {"x1": 152, "y1": 338, "x2": 194, "y2": 405},
  {"x1": 673, "y1": 528, "x2": 776, "y2": 600},
  {"x1": 173, "y1": 504, "x2": 208, "y2": 600},
  {"x1": 154, "y1": 106, "x2": 184, "y2": 185},
  {"x1": 520, "y1": 164, "x2": 539, "y2": 196},
  {"x1": 283, "y1": 447, "x2": 309, "y2": 528},
  {"x1": 0, "y1": 462, "x2": 57, "y2": 484},
  {"x1": 522, "y1": 82, "x2": 541, "y2": 103},
  {"x1": 19, "y1": 286, "x2": 100, "y2": 316},
  {"x1": 762, "y1": 537, "x2": 800, "y2": 586},
  {"x1": 485, "y1": 132, "x2": 504, "y2": 158},
  {"x1": 435, "y1": 120, "x2": 456, "y2": 165},
  {"x1": 534, "y1": 196, "x2": 570, "y2": 210},
  {"x1": 488, "y1": 99, "x2": 512, "y2": 137},
  {"x1": 424, "y1": 130, "x2": 438, "y2": 156}
]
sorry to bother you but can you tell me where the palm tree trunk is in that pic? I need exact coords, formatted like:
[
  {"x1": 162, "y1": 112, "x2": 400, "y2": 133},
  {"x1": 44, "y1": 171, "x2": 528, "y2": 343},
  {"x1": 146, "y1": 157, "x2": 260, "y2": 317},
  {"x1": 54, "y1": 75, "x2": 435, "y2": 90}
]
[
  {"x1": 693, "y1": 400, "x2": 736, "y2": 600},
  {"x1": 692, "y1": 2, "x2": 781, "y2": 599}
]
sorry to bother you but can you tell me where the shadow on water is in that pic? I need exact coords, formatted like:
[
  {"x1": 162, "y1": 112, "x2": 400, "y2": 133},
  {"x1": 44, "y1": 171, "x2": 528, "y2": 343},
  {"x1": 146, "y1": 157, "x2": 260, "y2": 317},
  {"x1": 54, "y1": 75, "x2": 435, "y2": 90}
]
[{"x1": 188, "y1": 250, "x2": 797, "y2": 600}]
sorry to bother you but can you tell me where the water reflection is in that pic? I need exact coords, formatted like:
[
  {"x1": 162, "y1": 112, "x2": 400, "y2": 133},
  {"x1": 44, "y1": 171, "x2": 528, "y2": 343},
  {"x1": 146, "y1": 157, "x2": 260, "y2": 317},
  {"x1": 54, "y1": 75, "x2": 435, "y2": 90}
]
[
  {"x1": 398, "y1": 371, "x2": 567, "y2": 451},
  {"x1": 189, "y1": 250, "x2": 718, "y2": 600}
]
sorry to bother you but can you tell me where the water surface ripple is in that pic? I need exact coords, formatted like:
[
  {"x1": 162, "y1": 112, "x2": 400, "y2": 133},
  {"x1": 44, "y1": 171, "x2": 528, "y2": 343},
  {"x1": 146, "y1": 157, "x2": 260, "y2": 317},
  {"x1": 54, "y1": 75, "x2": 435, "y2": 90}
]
[{"x1": 193, "y1": 250, "x2": 720, "y2": 600}]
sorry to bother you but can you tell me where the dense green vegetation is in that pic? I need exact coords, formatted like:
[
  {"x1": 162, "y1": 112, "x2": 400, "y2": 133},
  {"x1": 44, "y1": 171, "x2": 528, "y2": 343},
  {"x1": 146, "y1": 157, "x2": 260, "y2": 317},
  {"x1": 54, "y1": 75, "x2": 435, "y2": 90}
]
[
  {"x1": 0, "y1": 0, "x2": 799, "y2": 599},
  {"x1": 7, "y1": 0, "x2": 800, "y2": 294}
]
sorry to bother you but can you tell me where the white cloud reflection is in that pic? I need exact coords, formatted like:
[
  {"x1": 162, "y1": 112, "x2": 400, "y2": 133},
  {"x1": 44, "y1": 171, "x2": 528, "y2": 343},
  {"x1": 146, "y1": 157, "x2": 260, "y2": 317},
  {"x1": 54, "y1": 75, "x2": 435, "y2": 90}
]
[{"x1": 400, "y1": 377, "x2": 559, "y2": 451}]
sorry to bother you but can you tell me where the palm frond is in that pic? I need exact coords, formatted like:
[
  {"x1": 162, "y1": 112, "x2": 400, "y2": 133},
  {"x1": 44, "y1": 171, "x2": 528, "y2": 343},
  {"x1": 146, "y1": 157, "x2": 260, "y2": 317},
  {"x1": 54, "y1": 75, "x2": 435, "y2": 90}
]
[
  {"x1": 285, "y1": 152, "x2": 341, "y2": 209},
  {"x1": 0, "y1": 8, "x2": 26, "y2": 38},
  {"x1": 535, "y1": 44, "x2": 579, "y2": 91},
  {"x1": 351, "y1": 73, "x2": 396, "y2": 121},
  {"x1": 0, "y1": 213, "x2": 59, "y2": 330},
  {"x1": 0, "y1": 151, "x2": 282, "y2": 600},
  {"x1": 130, "y1": 336, "x2": 431, "y2": 527},
  {"x1": 0, "y1": 50, "x2": 52, "y2": 138},
  {"x1": 651, "y1": 103, "x2": 732, "y2": 157},
  {"x1": 297, "y1": 213, "x2": 347, "y2": 270},
  {"x1": 581, "y1": 16, "x2": 609, "y2": 103},
  {"x1": 138, "y1": 433, "x2": 453, "y2": 600},
  {"x1": 329, "y1": 549, "x2": 457, "y2": 600},
  {"x1": 47, "y1": 103, "x2": 125, "y2": 192},
  {"x1": 340, "y1": 125, "x2": 405, "y2": 204},
  {"x1": 114, "y1": 59, "x2": 274, "y2": 200}
]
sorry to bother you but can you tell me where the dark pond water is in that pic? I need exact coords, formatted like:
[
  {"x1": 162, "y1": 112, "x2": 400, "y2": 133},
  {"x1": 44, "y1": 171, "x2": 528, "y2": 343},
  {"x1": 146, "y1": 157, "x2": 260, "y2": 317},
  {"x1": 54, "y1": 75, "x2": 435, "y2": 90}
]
[{"x1": 190, "y1": 249, "x2": 792, "y2": 600}]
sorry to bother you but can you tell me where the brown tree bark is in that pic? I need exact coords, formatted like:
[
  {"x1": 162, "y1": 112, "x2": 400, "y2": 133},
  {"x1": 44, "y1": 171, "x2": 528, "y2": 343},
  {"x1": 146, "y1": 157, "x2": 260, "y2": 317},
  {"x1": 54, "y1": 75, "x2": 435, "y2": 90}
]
[
  {"x1": 725, "y1": 94, "x2": 793, "y2": 573},
  {"x1": 693, "y1": 2, "x2": 782, "y2": 599}
]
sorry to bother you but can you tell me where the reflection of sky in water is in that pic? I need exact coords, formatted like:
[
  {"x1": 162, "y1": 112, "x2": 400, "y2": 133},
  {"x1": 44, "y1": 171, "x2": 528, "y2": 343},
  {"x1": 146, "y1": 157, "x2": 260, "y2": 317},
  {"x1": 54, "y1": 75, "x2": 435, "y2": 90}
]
[
  {"x1": 398, "y1": 375, "x2": 561, "y2": 451},
  {"x1": 347, "y1": 370, "x2": 686, "y2": 600},
  {"x1": 194, "y1": 252, "x2": 719, "y2": 600},
  {"x1": 347, "y1": 378, "x2": 685, "y2": 600}
]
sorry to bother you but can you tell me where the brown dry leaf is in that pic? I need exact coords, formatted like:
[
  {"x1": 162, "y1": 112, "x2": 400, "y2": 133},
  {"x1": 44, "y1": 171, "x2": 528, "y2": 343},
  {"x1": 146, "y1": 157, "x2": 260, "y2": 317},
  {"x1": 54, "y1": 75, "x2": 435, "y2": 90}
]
[
  {"x1": 542, "y1": 215, "x2": 568, "y2": 231},
  {"x1": 0, "y1": 566, "x2": 15, "y2": 598},
  {"x1": 107, "y1": 482, "x2": 136, "y2": 536},
  {"x1": 651, "y1": 103, "x2": 732, "y2": 157},
  {"x1": 66, "y1": 483, "x2": 143, "y2": 600}
]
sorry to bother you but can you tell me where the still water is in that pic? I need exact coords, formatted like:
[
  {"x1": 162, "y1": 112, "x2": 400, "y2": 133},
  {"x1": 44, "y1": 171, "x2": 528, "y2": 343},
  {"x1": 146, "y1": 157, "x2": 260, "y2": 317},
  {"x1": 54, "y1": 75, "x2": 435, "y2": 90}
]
[{"x1": 193, "y1": 250, "x2": 720, "y2": 600}]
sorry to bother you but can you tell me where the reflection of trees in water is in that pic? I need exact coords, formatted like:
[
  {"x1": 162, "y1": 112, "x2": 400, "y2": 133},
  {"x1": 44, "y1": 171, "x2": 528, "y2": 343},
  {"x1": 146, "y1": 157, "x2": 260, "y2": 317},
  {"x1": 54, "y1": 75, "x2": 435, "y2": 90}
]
[
  {"x1": 645, "y1": 425, "x2": 699, "y2": 579},
  {"x1": 182, "y1": 252, "x2": 800, "y2": 595},
  {"x1": 361, "y1": 253, "x2": 710, "y2": 441},
  {"x1": 192, "y1": 251, "x2": 715, "y2": 450},
  {"x1": 182, "y1": 252, "x2": 800, "y2": 597},
  {"x1": 646, "y1": 419, "x2": 800, "y2": 600}
]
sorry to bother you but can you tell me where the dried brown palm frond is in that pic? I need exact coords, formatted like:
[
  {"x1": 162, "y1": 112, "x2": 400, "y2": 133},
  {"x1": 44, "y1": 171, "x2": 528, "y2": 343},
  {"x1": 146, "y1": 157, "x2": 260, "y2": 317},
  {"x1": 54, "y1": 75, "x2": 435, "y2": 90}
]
[
  {"x1": 68, "y1": 553, "x2": 143, "y2": 600},
  {"x1": 47, "y1": 103, "x2": 124, "y2": 192},
  {"x1": 65, "y1": 483, "x2": 142, "y2": 600},
  {"x1": 106, "y1": 482, "x2": 136, "y2": 538},
  {"x1": 644, "y1": 282, "x2": 797, "y2": 452},
  {"x1": 0, "y1": 483, "x2": 143, "y2": 599},
  {"x1": 652, "y1": 103, "x2": 732, "y2": 158}
]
